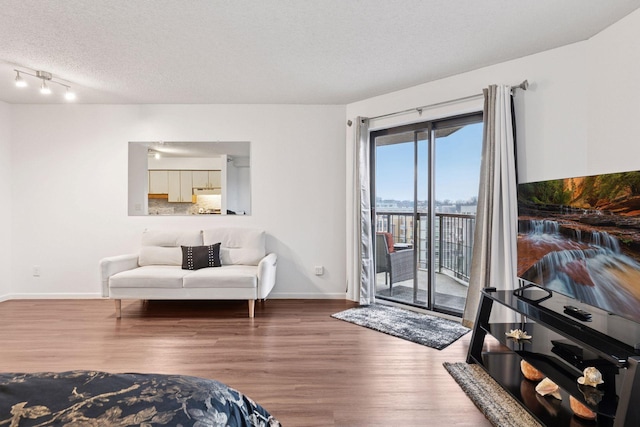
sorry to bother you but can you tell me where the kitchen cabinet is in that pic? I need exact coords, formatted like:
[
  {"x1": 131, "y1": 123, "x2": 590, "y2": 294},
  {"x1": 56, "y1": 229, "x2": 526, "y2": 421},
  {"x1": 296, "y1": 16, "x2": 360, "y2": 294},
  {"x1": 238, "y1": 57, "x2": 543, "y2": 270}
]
[
  {"x1": 168, "y1": 170, "x2": 194, "y2": 203},
  {"x1": 208, "y1": 170, "x2": 221, "y2": 187},
  {"x1": 148, "y1": 170, "x2": 169, "y2": 194},
  {"x1": 152, "y1": 169, "x2": 219, "y2": 202},
  {"x1": 180, "y1": 170, "x2": 193, "y2": 202},
  {"x1": 191, "y1": 171, "x2": 208, "y2": 188},
  {"x1": 192, "y1": 170, "x2": 221, "y2": 188}
]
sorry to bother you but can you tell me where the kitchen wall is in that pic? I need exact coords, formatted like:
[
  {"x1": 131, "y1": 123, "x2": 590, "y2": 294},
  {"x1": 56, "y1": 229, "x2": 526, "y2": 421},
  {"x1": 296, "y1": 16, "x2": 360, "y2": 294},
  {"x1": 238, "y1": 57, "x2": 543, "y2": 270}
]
[
  {"x1": 345, "y1": 9, "x2": 640, "y2": 300},
  {"x1": 9, "y1": 104, "x2": 347, "y2": 299},
  {"x1": 0, "y1": 101, "x2": 10, "y2": 300}
]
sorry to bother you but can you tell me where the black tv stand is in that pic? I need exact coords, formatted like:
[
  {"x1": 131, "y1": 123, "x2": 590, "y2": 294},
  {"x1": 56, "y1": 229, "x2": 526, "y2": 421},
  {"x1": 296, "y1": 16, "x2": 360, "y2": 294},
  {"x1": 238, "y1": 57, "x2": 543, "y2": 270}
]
[
  {"x1": 512, "y1": 283, "x2": 552, "y2": 304},
  {"x1": 467, "y1": 288, "x2": 640, "y2": 427}
]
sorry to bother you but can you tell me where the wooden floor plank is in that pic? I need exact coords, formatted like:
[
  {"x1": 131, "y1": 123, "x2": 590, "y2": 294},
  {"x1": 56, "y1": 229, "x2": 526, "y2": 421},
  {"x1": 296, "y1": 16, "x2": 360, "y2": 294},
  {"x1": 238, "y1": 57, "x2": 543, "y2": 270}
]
[{"x1": 0, "y1": 298, "x2": 491, "y2": 426}]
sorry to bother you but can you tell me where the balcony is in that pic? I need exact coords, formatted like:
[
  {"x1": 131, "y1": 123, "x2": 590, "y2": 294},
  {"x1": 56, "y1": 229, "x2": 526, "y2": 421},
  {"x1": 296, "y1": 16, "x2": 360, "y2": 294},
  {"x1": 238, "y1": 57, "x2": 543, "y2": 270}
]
[{"x1": 375, "y1": 211, "x2": 475, "y2": 315}]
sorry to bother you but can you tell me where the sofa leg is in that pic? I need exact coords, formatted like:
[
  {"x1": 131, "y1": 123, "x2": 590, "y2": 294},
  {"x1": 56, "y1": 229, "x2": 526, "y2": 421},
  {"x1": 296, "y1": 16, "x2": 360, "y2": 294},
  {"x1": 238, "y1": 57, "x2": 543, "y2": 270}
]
[
  {"x1": 248, "y1": 300, "x2": 255, "y2": 318},
  {"x1": 115, "y1": 299, "x2": 122, "y2": 318}
]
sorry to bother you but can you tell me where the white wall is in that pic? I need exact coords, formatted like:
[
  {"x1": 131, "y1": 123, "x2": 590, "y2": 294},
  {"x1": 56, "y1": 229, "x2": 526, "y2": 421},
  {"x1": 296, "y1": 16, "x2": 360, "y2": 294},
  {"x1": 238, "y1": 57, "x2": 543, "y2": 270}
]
[
  {"x1": 345, "y1": 9, "x2": 640, "y2": 300},
  {"x1": 0, "y1": 101, "x2": 10, "y2": 300},
  {"x1": 128, "y1": 140, "x2": 149, "y2": 215},
  {"x1": 7, "y1": 10, "x2": 640, "y2": 302},
  {"x1": 587, "y1": 10, "x2": 640, "y2": 174},
  {"x1": 9, "y1": 104, "x2": 346, "y2": 299}
]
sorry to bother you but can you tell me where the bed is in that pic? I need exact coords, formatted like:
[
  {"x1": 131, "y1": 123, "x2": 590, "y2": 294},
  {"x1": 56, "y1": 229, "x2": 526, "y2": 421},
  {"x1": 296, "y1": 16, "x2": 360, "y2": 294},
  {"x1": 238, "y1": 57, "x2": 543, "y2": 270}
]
[{"x1": 0, "y1": 370, "x2": 280, "y2": 426}]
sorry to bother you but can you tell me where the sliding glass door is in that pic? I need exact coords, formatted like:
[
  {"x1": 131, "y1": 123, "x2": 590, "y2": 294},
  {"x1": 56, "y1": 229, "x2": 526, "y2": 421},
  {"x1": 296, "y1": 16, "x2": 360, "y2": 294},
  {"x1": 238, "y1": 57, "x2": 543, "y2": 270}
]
[{"x1": 371, "y1": 113, "x2": 483, "y2": 316}]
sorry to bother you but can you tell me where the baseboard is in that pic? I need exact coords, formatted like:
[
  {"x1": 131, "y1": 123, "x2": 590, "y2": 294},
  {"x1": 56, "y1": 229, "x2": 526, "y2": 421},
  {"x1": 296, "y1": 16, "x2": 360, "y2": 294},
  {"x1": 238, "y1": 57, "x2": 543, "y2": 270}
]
[
  {"x1": 1, "y1": 292, "x2": 103, "y2": 300},
  {"x1": 268, "y1": 292, "x2": 347, "y2": 299},
  {"x1": 0, "y1": 292, "x2": 346, "y2": 301}
]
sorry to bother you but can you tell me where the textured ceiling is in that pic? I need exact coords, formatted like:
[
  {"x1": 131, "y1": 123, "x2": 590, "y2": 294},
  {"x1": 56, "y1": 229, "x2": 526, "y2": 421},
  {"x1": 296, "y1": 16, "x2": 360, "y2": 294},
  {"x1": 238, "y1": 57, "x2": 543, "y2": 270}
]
[{"x1": 0, "y1": 0, "x2": 639, "y2": 105}]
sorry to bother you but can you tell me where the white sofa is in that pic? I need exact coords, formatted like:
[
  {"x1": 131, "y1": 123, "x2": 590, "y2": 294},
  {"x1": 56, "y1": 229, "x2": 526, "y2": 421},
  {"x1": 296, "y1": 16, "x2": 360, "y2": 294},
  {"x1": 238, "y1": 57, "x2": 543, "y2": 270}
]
[{"x1": 100, "y1": 228, "x2": 277, "y2": 318}]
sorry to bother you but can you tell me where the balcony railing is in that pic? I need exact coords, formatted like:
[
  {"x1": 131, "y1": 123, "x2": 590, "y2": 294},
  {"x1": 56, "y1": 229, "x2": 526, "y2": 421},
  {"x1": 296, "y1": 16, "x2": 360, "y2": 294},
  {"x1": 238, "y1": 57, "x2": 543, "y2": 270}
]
[{"x1": 375, "y1": 211, "x2": 475, "y2": 283}]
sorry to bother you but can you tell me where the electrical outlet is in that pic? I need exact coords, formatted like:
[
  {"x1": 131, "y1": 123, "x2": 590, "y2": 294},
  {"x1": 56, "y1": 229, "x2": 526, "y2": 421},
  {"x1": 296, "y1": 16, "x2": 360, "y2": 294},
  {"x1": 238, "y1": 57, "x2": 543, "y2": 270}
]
[
  {"x1": 32, "y1": 266, "x2": 41, "y2": 277},
  {"x1": 314, "y1": 266, "x2": 324, "y2": 276}
]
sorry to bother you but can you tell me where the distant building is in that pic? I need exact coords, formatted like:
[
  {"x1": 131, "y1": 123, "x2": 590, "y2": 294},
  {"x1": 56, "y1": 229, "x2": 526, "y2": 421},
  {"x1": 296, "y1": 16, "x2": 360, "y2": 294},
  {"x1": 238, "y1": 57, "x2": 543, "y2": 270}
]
[
  {"x1": 459, "y1": 204, "x2": 477, "y2": 215},
  {"x1": 438, "y1": 205, "x2": 457, "y2": 214}
]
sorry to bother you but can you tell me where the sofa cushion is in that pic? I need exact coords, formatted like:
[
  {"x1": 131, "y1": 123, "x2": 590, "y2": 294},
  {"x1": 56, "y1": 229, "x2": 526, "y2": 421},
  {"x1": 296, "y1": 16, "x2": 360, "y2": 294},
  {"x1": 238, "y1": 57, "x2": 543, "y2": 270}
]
[
  {"x1": 139, "y1": 230, "x2": 203, "y2": 266},
  {"x1": 202, "y1": 228, "x2": 265, "y2": 266},
  {"x1": 142, "y1": 230, "x2": 203, "y2": 247},
  {"x1": 181, "y1": 243, "x2": 221, "y2": 270},
  {"x1": 139, "y1": 247, "x2": 182, "y2": 266},
  {"x1": 109, "y1": 266, "x2": 190, "y2": 288},
  {"x1": 183, "y1": 265, "x2": 258, "y2": 289}
]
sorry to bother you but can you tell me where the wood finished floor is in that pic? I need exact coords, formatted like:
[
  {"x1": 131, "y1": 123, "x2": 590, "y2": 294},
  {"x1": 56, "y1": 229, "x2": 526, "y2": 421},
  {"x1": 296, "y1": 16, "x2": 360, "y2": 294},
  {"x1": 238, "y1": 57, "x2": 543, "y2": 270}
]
[{"x1": 0, "y1": 299, "x2": 492, "y2": 426}]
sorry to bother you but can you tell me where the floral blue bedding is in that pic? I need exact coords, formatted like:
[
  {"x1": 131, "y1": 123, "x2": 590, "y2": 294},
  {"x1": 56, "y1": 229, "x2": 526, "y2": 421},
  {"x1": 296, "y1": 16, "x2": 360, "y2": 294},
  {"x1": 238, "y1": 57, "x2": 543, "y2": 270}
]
[{"x1": 0, "y1": 370, "x2": 281, "y2": 426}]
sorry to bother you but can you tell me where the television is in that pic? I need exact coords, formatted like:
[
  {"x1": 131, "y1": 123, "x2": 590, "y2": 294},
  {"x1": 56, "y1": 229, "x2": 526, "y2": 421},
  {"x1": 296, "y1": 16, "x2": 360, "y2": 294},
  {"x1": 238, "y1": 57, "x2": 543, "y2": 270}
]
[{"x1": 517, "y1": 170, "x2": 640, "y2": 325}]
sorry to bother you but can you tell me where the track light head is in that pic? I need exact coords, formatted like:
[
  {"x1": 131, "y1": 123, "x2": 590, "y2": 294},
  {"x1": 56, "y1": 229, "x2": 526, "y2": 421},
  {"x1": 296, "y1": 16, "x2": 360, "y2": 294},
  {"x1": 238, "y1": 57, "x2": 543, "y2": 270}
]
[
  {"x1": 64, "y1": 87, "x2": 76, "y2": 101},
  {"x1": 40, "y1": 80, "x2": 51, "y2": 95},
  {"x1": 14, "y1": 71, "x2": 27, "y2": 87}
]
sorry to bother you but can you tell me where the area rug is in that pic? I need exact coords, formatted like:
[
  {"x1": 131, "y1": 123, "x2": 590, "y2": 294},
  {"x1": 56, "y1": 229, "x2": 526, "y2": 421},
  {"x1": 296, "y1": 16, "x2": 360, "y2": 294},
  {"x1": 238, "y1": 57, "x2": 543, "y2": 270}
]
[
  {"x1": 331, "y1": 303, "x2": 469, "y2": 350},
  {"x1": 443, "y1": 362, "x2": 543, "y2": 427}
]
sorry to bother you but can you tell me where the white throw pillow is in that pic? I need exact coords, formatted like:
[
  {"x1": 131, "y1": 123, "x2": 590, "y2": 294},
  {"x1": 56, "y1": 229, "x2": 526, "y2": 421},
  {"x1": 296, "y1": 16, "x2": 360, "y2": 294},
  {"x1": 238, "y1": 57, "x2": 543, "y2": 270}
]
[
  {"x1": 138, "y1": 230, "x2": 203, "y2": 266},
  {"x1": 202, "y1": 228, "x2": 266, "y2": 266},
  {"x1": 139, "y1": 246, "x2": 183, "y2": 266},
  {"x1": 141, "y1": 230, "x2": 203, "y2": 247}
]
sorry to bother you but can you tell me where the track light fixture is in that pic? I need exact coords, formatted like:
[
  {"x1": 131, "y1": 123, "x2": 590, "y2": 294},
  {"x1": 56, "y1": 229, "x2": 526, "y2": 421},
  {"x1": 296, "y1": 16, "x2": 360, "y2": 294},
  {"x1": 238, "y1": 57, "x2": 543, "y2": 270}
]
[{"x1": 13, "y1": 68, "x2": 76, "y2": 101}]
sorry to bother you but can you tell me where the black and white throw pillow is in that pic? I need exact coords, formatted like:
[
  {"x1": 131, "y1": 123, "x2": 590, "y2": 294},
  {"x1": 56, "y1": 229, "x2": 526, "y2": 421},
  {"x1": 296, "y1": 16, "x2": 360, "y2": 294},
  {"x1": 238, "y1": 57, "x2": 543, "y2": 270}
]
[{"x1": 181, "y1": 243, "x2": 222, "y2": 270}]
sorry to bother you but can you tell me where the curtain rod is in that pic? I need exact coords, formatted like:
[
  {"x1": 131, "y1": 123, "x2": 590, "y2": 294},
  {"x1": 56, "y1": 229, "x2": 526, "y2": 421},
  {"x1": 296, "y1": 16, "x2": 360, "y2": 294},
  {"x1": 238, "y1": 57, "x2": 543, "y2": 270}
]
[{"x1": 355, "y1": 80, "x2": 529, "y2": 124}]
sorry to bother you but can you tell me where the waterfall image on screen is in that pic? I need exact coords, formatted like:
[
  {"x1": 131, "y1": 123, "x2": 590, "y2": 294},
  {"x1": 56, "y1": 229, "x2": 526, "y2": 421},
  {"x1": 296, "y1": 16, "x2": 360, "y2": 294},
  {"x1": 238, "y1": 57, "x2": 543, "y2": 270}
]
[{"x1": 517, "y1": 170, "x2": 640, "y2": 324}]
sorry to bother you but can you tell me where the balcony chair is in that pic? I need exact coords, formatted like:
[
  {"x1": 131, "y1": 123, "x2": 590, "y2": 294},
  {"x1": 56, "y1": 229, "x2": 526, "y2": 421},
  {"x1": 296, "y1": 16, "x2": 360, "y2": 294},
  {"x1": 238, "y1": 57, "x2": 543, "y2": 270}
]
[{"x1": 375, "y1": 232, "x2": 414, "y2": 294}]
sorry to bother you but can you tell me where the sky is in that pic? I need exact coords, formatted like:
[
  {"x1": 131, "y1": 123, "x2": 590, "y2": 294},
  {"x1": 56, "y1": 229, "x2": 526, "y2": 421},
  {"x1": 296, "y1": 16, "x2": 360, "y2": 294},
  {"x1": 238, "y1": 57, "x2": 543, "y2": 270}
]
[{"x1": 375, "y1": 122, "x2": 483, "y2": 202}]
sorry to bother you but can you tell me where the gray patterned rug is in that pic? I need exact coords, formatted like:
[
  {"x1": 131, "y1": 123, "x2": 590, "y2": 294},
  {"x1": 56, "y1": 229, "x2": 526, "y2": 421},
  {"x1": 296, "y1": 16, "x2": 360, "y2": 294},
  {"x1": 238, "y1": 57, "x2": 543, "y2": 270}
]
[
  {"x1": 331, "y1": 304, "x2": 469, "y2": 350},
  {"x1": 444, "y1": 362, "x2": 543, "y2": 427}
]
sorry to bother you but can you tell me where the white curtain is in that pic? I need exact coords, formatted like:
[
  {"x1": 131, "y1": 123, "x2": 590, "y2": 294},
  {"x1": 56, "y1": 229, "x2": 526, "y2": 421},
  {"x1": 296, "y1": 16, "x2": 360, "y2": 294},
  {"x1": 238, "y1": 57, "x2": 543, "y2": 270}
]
[
  {"x1": 462, "y1": 85, "x2": 518, "y2": 328},
  {"x1": 351, "y1": 117, "x2": 375, "y2": 305}
]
